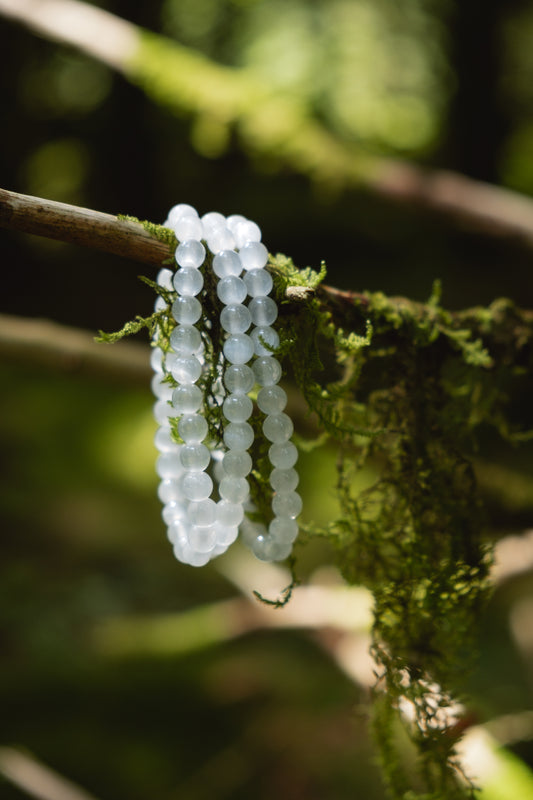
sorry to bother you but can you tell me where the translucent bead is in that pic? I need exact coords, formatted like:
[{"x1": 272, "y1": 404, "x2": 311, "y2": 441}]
[
  {"x1": 215, "y1": 523, "x2": 239, "y2": 547},
  {"x1": 235, "y1": 220, "x2": 261, "y2": 248},
  {"x1": 216, "y1": 500, "x2": 244, "y2": 527},
  {"x1": 223, "y1": 422, "x2": 254, "y2": 451},
  {"x1": 168, "y1": 355, "x2": 202, "y2": 384},
  {"x1": 154, "y1": 426, "x2": 176, "y2": 452},
  {"x1": 153, "y1": 399, "x2": 175, "y2": 425},
  {"x1": 207, "y1": 227, "x2": 236, "y2": 254},
  {"x1": 157, "y1": 268, "x2": 174, "y2": 289},
  {"x1": 272, "y1": 492, "x2": 302, "y2": 519},
  {"x1": 171, "y1": 295, "x2": 202, "y2": 325},
  {"x1": 154, "y1": 296, "x2": 167, "y2": 312},
  {"x1": 174, "y1": 215, "x2": 203, "y2": 241},
  {"x1": 219, "y1": 476, "x2": 249, "y2": 503},
  {"x1": 150, "y1": 347, "x2": 164, "y2": 374},
  {"x1": 178, "y1": 413, "x2": 208, "y2": 443},
  {"x1": 217, "y1": 276, "x2": 247, "y2": 305},
  {"x1": 223, "y1": 333, "x2": 254, "y2": 364},
  {"x1": 239, "y1": 241, "x2": 268, "y2": 270},
  {"x1": 175, "y1": 239, "x2": 206, "y2": 268},
  {"x1": 173, "y1": 267, "x2": 204, "y2": 296},
  {"x1": 270, "y1": 517, "x2": 298, "y2": 544},
  {"x1": 253, "y1": 356, "x2": 282, "y2": 386},
  {"x1": 172, "y1": 383, "x2": 203, "y2": 413},
  {"x1": 151, "y1": 373, "x2": 173, "y2": 400},
  {"x1": 249, "y1": 296, "x2": 278, "y2": 326},
  {"x1": 188, "y1": 525, "x2": 217, "y2": 553},
  {"x1": 223, "y1": 393, "x2": 253, "y2": 422},
  {"x1": 251, "y1": 326, "x2": 280, "y2": 356},
  {"x1": 167, "y1": 204, "x2": 198, "y2": 226},
  {"x1": 224, "y1": 364, "x2": 255, "y2": 394},
  {"x1": 226, "y1": 214, "x2": 246, "y2": 234},
  {"x1": 257, "y1": 385, "x2": 287, "y2": 414},
  {"x1": 158, "y1": 478, "x2": 183, "y2": 503},
  {"x1": 168, "y1": 519, "x2": 188, "y2": 547},
  {"x1": 220, "y1": 304, "x2": 251, "y2": 334},
  {"x1": 162, "y1": 501, "x2": 186, "y2": 525},
  {"x1": 188, "y1": 498, "x2": 217, "y2": 527},
  {"x1": 181, "y1": 471, "x2": 213, "y2": 501},
  {"x1": 244, "y1": 268, "x2": 273, "y2": 297},
  {"x1": 263, "y1": 413, "x2": 294, "y2": 443},
  {"x1": 212, "y1": 250, "x2": 243, "y2": 278},
  {"x1": 202, "y1": 210, "x2": 225, "y2": 229},
  {"x1": 251, "y1": 534, "x2": 292, "y2": 562},
  {"x1": 270, "y1": 467, "x2": 299, "y2": 493},
  {"x1": 169, "y1": 325, "x2": 203, "y2": 355},
  {"x1": 156, "y1": 453, "x2": 184, "y2": 479},
  {"x1": 223, "y1": 450, "x2": 253, "y2": 478},
  {"x1": 180, "y1": 443, "x2": 210, "y2": 471},
  {"x1": 269, "y1": 441, "x2": 298, "y2": 469}
]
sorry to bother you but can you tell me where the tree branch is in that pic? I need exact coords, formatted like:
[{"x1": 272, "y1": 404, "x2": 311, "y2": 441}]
[
  {"x1": 0, "y1": 188, "x2": 170, "y2": 266},
  {"x1": 4, "y1": 0, "x2": 533, "y2": 250}
]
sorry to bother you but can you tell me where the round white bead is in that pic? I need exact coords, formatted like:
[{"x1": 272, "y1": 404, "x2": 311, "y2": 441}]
[
  {"x1": 169, "y1": 325, "x2": 203, "y2": 355},
  {"x1": 162, "y1": 501, "x2": 186, "y2": 525},
  {"x1": 154, "y1": 296, "x2": 167, "y2": 312},
  {"x1": 226, "y1": 214, "x2": 246, "y2": 234},
  {"x1": 222, "y1": 450, "x2": 253, "y2": 477},
  {"x1": 157, "y1": 268, "x2": 174, "y2": 289},
  {"x1": 168, "y1": 355, "x2": 202, "y2": 384},
  {"x1": 173, "y1": 267, "x2": 204, "y2": 296},
  {"x1": 153, "y1": 399, "x2": 175, "y2": 425},
  {"x1": 220, "y1": 304, "x2": 252, "y2": 334},
  {"x1": 178, "y1": 414, "x2": 208, "y2": 443},
  {"x1": 150, "y1": 347, "x2": 164, "y2": 374},
  {"x1": 239, "y1": 241, "x2": 268, "y2": 270},
  {"x1": 156, "y1": 452, "x2": 184, "y2": 479},
  {"x1": 171, "y1": 296, "x2": 202, "y2": 325},
  {"x1": 223, "y1": 393, "x2": 253, "y2": 422},
  {"x1": 251, "y1": 326, "x2": 280, "y2": 356},
  {"x1": 175, "y1": 239, "x2": 206, "y2": 268},
  {"x1": 151, "y1": 373, "x2": 174, "y2": 401},
  {"x1": 251, "y1": 534, "x2": 292, "y2": 562},
  {"x1": 268, "y1": 441, "x2": 298, "y2": 469},
  {"x1": 223, "y1": 422, "x2": 254, "y2": 451},
  {"x1": 167, "y1": 204, "x2": 198, "y2": 226},
  {"x1": 272, "y1": 492, "x2": 302, "y2": 519},
  {"x1": 257, "y1": 385, "x2": 287, "y2": 414},
  {"x1": 174, "y1": 215, "x2": 203, "y2": 241},
  {"x1": 154, "y1": 427, "x2": 175, "y2": 452},
  {"x1": 158, "y1": 479, "x2": 183, "y2": 503},
  {"x1": 217, "y1": 276, "x2": 247, "y2": 305},
  {"x1": 180, "y1": 443, "x2": 211, "y2": 471},
  {"x1": 244, "y1": 268, "x2": 273, "y2": 297},
  {"x1": 263, "y1": 413, "x2": 294, "y2": 443},
  {"x1": 201, "y1": 211, "x2": 226, "y2": 233},
  {"x1": 253, "y1": 356, "x2": 282, "y2": 386},
  {"x1": 172, "y1": 384, "x2": 203, "y2": 413},
  {"x1": 223, "y1": 333, "x2": 254, "y2": 364},
  {"x1": 215, "y1": 523, "x2": 239, "y2": 546},
  {"x1": 188, "y1": 524, "x2": 217, "y2": 553},
  {"x1": 270, "y1": 467, "x2": 299, "y2": 493},
  {"x1": 207, "y1": 227, "x2": 236, "y2": 254},
  {"x1": 181, "y1": 471, "x2": 213, "y2": 501},
  {"x1": 249, "y1": 296, "x2": 278, "y2": 327},
  {"x1": 235, "y1": 220, "x2": 261, "y2": 248},
  {"x1": 224, "y1": 364, "x2": 255, "y2": 394},
  {"x1": 188, "y1": 498, "x2": 217, "y2": 527},
  {"x1": 212, "y1": 250, "x2": 242, "y2": 278},
  {"x1": 216, "y1": 500, "x2": 244, "y2": 527},
  {"x1": 219, "y1": 476, "x2": 249, "y2": 503}
]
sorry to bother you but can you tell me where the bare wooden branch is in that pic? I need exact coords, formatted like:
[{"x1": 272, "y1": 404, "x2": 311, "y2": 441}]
[{"x1": 0, "y1": 188, "x2": 170, "y2": 266}]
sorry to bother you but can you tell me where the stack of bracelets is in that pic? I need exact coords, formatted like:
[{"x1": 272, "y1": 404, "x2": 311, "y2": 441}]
[{"x1": 151, "y1": 204, "x2": 302, "y2": 567}]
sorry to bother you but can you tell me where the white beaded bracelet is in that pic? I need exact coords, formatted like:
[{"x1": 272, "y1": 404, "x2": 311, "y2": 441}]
[{"x1": 151, "y1": 204, "x2": 302, "y2": 566}]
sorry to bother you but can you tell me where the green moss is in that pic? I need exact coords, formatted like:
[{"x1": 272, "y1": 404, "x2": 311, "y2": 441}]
[{"x1": 96, "y1": 244, "x2": 533, "y2": 800}]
